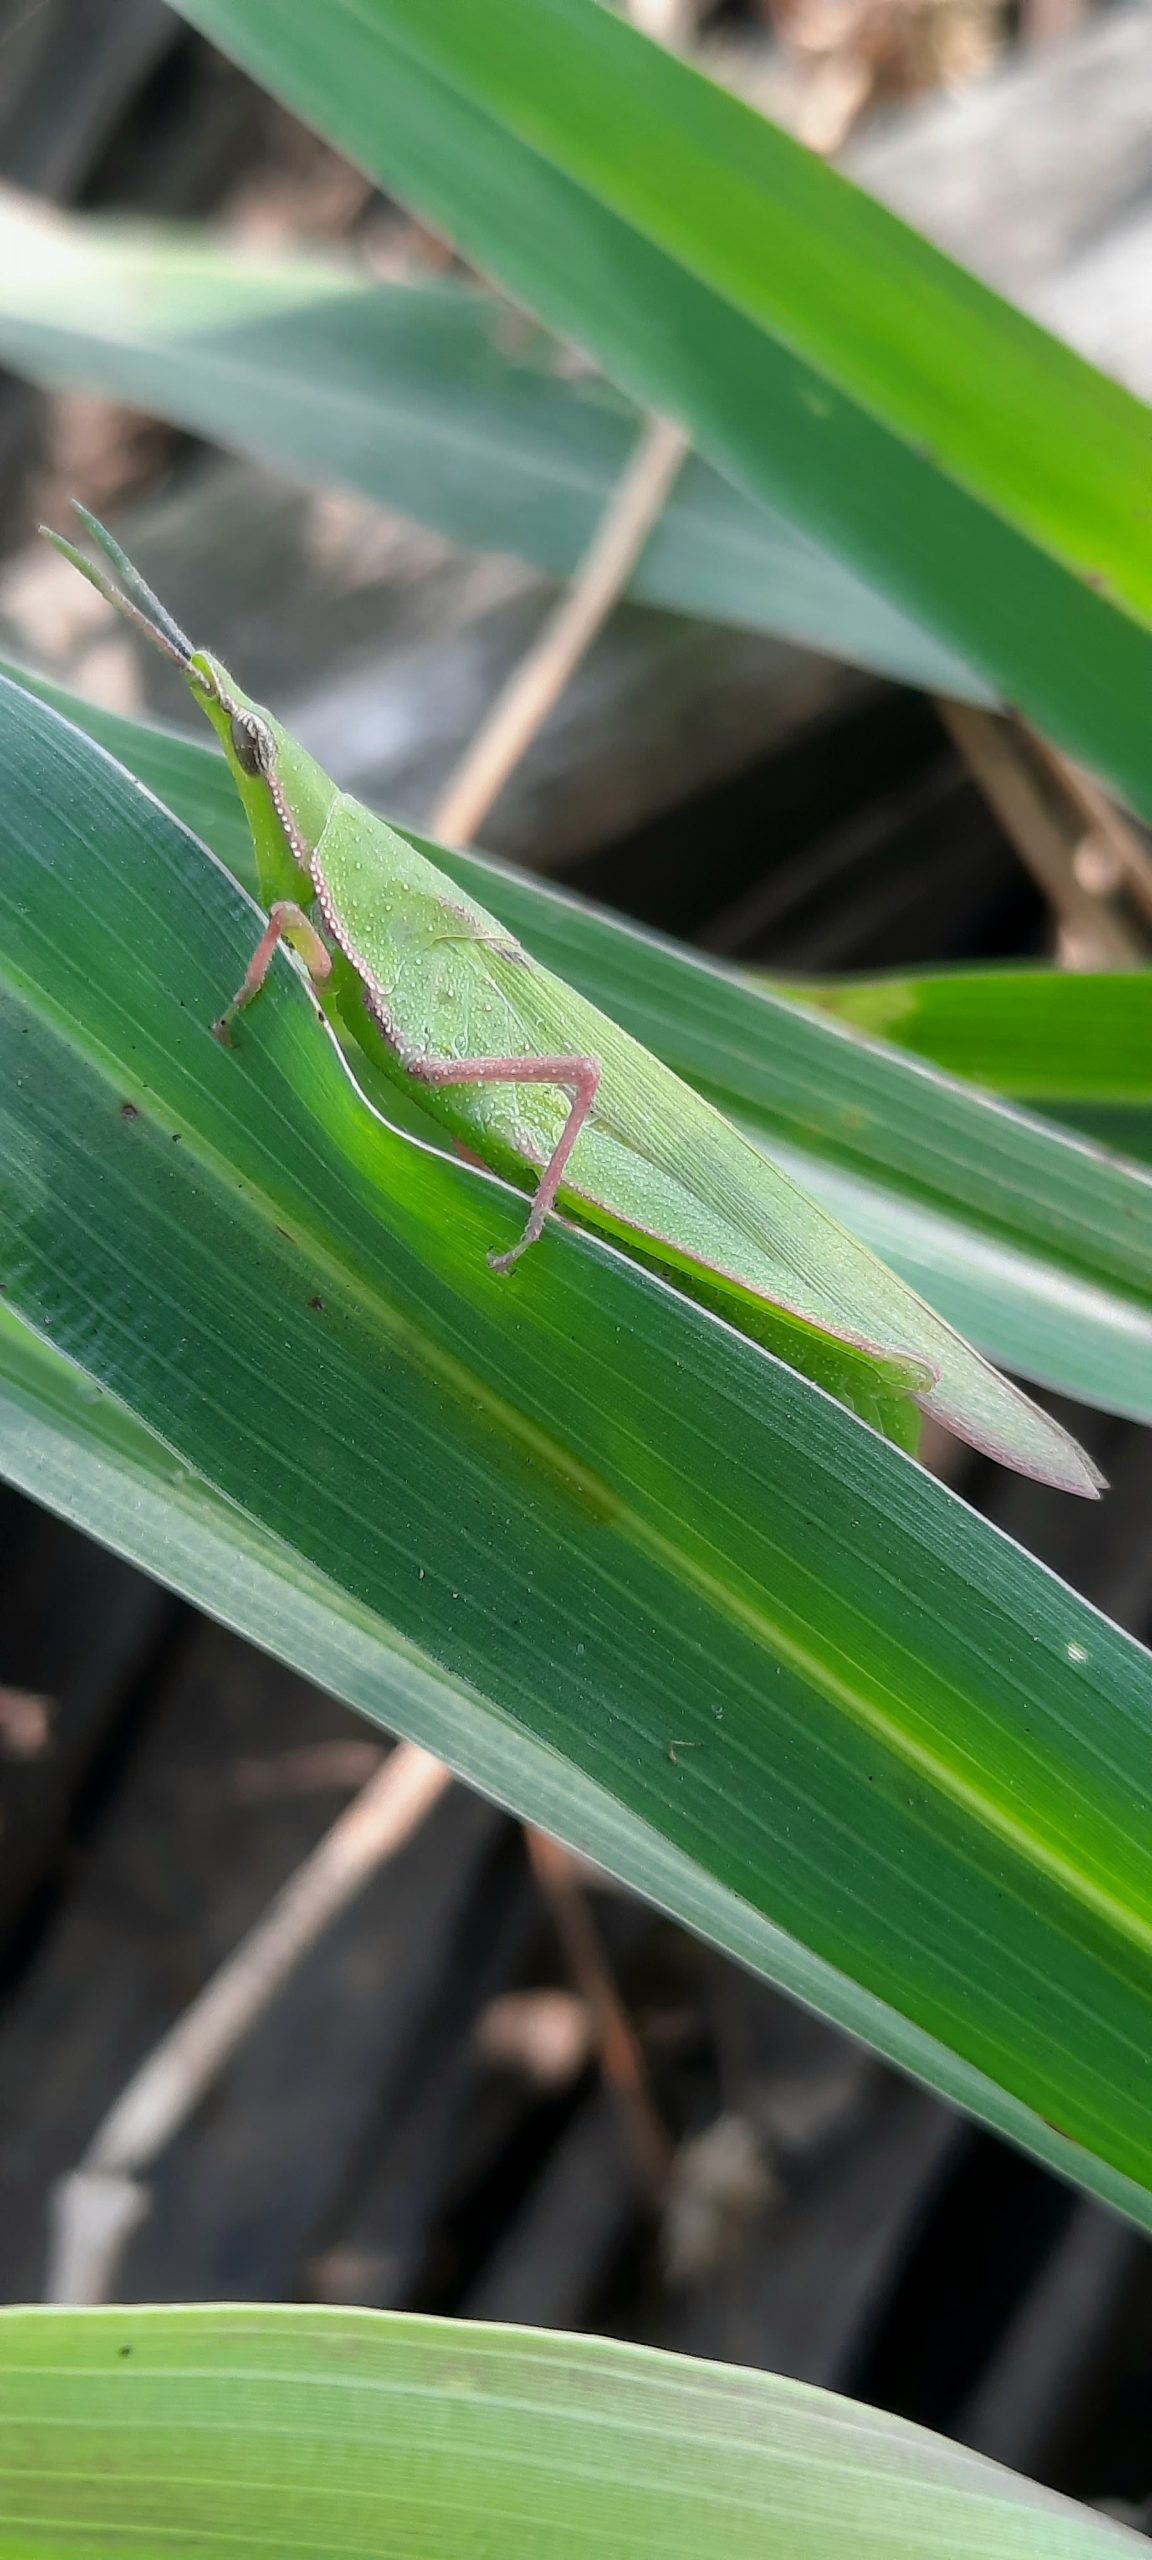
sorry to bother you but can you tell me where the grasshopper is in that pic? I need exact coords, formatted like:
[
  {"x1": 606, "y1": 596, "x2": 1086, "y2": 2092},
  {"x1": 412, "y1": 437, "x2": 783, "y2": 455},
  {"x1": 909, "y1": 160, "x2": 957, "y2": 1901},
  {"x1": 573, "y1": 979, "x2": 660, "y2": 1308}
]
[{"x1": 46, "y1": 506, "x2": 1101, "y2": 1498}]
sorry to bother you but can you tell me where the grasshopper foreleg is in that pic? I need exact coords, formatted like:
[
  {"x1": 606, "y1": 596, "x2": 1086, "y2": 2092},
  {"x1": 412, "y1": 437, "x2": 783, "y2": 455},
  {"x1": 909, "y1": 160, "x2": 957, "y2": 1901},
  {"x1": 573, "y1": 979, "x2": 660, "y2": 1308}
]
[
  {"x1": 409, "y1": 1052, "x2": 600, "y2": 1272},
  {"x1": 214, "y1": 900, "x2": 332, "y2": 1043}
]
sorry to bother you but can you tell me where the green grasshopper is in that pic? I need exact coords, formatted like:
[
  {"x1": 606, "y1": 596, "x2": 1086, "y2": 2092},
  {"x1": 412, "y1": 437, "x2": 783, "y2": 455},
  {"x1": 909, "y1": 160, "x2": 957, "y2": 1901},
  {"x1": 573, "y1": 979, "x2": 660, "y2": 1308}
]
[{"x1": 47, "y1": 506, "x2": 1101, "y2": 1499}]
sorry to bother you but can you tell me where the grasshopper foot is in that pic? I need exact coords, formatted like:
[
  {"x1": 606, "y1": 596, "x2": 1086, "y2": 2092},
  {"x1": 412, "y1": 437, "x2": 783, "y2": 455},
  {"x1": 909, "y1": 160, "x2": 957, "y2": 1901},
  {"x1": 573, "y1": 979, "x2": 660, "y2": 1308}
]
[
  {"x1": 488, "y1": 1197, "x2": 550, "y2": 1276},
  {"x1": 487, "y1": 1237, "x2": 529, "y2": 1277}
]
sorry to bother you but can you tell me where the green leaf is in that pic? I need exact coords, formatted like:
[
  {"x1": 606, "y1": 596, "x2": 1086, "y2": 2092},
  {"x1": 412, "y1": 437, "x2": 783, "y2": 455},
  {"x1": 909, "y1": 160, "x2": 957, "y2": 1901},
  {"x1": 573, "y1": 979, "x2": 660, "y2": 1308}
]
[
  {"x1": 4, "y1": 669, "x2": 1152, "y2": 2222},
  {"x1": 162, "y1": 0, "x2": 1152, "y2": 814},
  {"x1": 0, "y1": 1271, "x2": 1134, "y2": 2228},
  {"x1": 10, "y1": 658, "x2": 1152, "y2": 1432},
  {"x1": 789, "y1": 967, "x2": 1152, "y2": 1103},
  {"x1": 0, "y1": 2307, "x2": 1139, "y2": 2558},
  {"x1": 789, "y1": 963, "x2": 1152, "y2": 1169},
  {"x1": 0, "y1": 195, "x2": 986, "y2": 696}
]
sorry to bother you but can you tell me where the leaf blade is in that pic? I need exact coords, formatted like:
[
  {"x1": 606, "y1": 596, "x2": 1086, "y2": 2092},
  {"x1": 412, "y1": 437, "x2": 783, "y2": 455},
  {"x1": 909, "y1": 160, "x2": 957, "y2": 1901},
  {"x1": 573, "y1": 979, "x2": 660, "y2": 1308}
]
[
  {"x1": 0, "y1": 196, "x2": 988, "y2": 694},
  {"x1": 2, "y1": 671, "x2": 1152, "y2": 2217},
  {"x1": 0, "y1": 2306, "x2": 1136, "y2": 2558},
  {"x1": 789, "y1": 966, "x2": 1152, "y2": 1101},
  {"x1": 162, "y1": 0, "x2": 1152, "y2": 812}
]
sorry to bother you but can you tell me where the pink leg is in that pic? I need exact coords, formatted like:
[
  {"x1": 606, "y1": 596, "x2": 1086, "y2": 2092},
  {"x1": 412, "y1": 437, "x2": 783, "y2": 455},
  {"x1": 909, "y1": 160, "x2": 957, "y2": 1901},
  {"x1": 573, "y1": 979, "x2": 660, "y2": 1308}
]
[
  {"x1": 411, "y1": 1052, "x2": 600, "y2": 1272},
  {"x1": 213, "y1": 899, "x2": 331, "y2": 1043}
]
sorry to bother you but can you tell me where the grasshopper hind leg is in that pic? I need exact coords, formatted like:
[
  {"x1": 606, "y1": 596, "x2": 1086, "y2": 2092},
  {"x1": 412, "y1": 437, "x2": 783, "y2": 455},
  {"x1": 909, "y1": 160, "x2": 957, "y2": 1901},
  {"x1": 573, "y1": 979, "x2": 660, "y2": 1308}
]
[{"x1": 407, "y1": 1050, "x2": 601, "y2": 1270}]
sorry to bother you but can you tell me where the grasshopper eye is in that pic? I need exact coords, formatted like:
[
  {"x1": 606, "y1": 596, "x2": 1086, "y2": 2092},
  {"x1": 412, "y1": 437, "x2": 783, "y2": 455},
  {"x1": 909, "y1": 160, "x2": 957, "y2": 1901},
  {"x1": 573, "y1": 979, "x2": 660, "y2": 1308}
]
[{"x1": 230, "y1": 712, "x2": 270, "y2": 777}]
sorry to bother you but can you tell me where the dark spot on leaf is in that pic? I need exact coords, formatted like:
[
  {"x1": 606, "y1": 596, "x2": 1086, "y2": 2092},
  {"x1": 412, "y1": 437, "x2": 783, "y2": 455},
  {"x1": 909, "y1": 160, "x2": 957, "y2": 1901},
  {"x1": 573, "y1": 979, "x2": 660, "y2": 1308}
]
[
  {"x1": 308, "y1": 1295, "x2": 325, "y2": 1313},
  {"x1": 118, "y1": 2343, "x2": 132, "y2": 2357},
  {"x1": 120, "y1": 1101, "x2": 139, "y2": 1121}
]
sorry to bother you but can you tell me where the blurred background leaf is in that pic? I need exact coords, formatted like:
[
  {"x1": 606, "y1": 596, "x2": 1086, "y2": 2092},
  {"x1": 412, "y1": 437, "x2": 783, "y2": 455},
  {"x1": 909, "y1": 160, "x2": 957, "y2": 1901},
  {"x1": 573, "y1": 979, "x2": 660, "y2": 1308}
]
[
  {"x1": 0, "y1": 2305, "x2": 1141, "y2": 2558},
  {"x1": 161, "y1": 0, "x2": 1152, "y2": 813},
  {"x1": 0, "y1": 194, "x2": 987, "y2": 697}
]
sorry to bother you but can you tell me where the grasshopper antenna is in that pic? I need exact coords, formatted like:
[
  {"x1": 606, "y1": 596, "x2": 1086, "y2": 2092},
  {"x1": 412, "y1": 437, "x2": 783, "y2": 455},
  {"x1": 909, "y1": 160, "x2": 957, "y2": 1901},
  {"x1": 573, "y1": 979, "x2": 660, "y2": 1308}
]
[{"x1": 39, "y1": 501, "x2": 195, "y2": 671}]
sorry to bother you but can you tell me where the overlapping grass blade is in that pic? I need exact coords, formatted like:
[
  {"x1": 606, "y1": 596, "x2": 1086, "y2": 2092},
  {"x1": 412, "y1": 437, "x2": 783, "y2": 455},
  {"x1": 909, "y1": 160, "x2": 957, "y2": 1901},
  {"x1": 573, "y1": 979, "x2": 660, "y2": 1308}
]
[
  {"x1": 791, "y1": 967, "x2": 1151, "y2": 1100},
  {"x1": 0, "y1": 194, "x2": 985, "y2": 695},
  {"x1": 163, "y1": 0, "x2": 1152, "y2": 811},
  {"x1": 793, "y1": 966, "x2": 1152, "y2": 1164}
]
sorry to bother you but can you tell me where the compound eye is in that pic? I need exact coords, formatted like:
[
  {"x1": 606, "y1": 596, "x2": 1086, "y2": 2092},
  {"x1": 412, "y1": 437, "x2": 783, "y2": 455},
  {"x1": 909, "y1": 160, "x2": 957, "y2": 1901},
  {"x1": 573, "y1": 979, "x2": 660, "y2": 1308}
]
[{"x1": 230, "y1": 712, "x2": 269, "y2": 777}]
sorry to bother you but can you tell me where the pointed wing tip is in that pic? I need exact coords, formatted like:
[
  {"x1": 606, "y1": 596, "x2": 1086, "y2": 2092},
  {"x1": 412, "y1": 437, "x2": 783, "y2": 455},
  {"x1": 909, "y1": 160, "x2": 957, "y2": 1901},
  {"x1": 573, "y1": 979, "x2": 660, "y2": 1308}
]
[
  {"x1": 996, "y1": 1437, "x2": 1105, "y2": 1500},
  {"x1": 998, "y1": 1439, "x2": 1105, "y2": 1501},
  {"x1": 1013, "y1": 1432, "x2": 1107, "y2": 1501},
  {"x1": 923, "y1": 1384, "x2": 1106, "y2": 1500}
]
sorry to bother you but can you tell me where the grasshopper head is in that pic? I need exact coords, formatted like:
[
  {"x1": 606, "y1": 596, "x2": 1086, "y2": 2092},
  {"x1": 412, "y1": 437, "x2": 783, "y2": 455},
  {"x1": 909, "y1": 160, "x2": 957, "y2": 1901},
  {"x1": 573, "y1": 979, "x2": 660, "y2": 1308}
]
[{"x1": 187, "y1": 651, "x2": 337, "y2": 867}]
